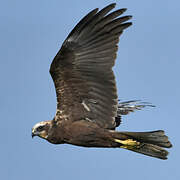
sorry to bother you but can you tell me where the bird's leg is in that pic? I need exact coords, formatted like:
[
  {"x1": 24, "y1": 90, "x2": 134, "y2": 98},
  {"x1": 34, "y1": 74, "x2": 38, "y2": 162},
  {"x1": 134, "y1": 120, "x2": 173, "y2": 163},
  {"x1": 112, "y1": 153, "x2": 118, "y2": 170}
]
[{"x1": 114, "y1": 139, "x2": 140, "y2": 149}]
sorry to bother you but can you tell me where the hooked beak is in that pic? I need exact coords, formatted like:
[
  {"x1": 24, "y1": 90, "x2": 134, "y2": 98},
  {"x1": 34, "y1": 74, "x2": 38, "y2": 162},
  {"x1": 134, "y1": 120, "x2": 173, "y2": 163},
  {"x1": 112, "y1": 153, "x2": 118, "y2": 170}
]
[
  {"x1": 32, "y1": 132, "x2": 35, "y2": 138},
  {"x1": 32, "y1": 128, "x2": 38, "y2": 138}
]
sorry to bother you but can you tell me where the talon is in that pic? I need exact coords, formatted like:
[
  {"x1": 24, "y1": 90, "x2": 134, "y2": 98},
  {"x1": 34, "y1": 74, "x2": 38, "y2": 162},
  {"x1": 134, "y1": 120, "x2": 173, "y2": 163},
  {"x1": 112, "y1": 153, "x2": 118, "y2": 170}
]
[{"x1": 114, "y1": 139, "x2": 140, "y2": 147}]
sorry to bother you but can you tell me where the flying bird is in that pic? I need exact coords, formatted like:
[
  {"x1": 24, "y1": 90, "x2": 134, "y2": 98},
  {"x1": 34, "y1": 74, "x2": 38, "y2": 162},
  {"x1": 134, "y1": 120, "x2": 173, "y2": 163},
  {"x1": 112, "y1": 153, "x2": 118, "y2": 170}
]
[{"x1": 32, "y1": 3, "x2": 172, "y2": 159}]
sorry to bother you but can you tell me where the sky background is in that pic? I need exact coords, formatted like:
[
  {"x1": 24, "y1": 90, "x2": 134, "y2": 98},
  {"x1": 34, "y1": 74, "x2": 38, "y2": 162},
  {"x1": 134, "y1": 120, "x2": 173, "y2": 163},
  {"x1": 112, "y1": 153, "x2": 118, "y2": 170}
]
[{"x1": 1, "y1": 0, "x2": 180, "y2": 179}]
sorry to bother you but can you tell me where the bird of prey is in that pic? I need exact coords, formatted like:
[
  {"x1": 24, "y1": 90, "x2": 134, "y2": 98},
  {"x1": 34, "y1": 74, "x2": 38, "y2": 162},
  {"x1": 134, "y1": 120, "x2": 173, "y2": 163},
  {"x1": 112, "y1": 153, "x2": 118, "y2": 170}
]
[{"x1": 32, "y1": 3, "x2": 172, "y2": 159}]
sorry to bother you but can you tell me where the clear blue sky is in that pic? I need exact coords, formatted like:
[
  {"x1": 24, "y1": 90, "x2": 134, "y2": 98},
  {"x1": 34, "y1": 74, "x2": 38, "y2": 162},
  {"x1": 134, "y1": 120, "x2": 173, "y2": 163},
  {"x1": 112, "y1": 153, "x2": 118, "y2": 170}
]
[{"x1": 1, "y1": 0, "x2": 179, "y2": 179}]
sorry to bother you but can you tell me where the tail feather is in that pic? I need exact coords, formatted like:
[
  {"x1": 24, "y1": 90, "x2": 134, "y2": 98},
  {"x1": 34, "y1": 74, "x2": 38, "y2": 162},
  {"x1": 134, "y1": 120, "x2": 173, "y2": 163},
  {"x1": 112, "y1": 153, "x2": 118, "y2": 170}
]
[
  {"x1": 113, "y1": 130, "x2": 172, "y2": 159},
  {"x1": 128, "y1": 143, "x2": 169, "y2": 160},
  {"x1": 120, "y1": 130, "x2": 172, "y2": 148}
]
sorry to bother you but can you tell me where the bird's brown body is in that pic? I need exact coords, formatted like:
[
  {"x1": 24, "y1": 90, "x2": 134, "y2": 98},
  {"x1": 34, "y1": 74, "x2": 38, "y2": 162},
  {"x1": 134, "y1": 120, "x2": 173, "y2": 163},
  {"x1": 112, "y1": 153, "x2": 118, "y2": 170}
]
[
  {"x1": 32, "y1": 3, "x2": 172, "y2": 160},
  {"x1": 46, "y1": 120, "x2": 123, "y2": 147}
]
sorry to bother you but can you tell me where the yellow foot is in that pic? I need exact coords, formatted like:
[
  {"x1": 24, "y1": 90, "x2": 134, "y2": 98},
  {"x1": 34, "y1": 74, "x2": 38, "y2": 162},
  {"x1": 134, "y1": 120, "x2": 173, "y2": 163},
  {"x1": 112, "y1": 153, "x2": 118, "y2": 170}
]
[{"x1": 114, "y1": 139, "x2": 140, "y2": 149}]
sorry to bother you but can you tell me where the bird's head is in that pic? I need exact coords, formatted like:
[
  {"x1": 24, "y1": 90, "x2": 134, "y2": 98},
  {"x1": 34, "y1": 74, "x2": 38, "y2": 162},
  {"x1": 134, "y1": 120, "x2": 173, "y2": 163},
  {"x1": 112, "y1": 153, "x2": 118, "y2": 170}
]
[{"x1": 32, "y1": 121, "x2": 51, "y2": 140}]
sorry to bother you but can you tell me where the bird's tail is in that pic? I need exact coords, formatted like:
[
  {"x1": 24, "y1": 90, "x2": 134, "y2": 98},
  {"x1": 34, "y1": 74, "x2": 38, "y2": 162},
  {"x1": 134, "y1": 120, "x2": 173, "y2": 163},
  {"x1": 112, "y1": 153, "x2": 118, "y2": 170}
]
[{"x1": 112, "y1": 130, "x2": 172, "y2": 159}]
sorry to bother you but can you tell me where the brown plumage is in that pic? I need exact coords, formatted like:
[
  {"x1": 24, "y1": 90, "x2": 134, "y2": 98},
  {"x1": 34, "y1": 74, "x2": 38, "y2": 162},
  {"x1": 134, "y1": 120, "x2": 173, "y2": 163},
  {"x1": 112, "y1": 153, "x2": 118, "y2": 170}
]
[{"x1": 32, "y1": 3, "x2": 172, "y2": 159}]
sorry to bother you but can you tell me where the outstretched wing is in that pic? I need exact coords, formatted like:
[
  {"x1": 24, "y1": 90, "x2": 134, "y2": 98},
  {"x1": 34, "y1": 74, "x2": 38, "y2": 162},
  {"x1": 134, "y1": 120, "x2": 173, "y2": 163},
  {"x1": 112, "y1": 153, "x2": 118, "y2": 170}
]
[
  {"x1": 115, "y1": 100, "x2": 155, "y2": 127},
  {"x1": 50, "y1": 3, "x2": 132, "y2": 129}
]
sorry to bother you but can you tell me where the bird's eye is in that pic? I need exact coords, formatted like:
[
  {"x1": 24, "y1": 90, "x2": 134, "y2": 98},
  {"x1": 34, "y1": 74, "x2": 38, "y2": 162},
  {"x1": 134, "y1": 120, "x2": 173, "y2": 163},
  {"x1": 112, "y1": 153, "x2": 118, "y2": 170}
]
[{"x1": 37, "y1": 126, "x2": 44, "y2": 131}]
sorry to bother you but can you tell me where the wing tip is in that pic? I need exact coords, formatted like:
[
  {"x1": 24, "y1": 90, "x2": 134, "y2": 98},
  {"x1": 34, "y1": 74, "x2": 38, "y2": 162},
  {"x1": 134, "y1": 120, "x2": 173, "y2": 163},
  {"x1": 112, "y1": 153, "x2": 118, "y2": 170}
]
[{"x1": 108, "y1": 3, "x2": 116, "y2": 8}]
